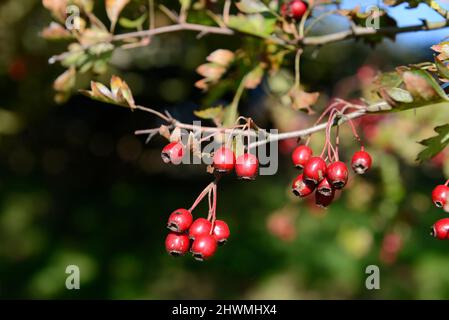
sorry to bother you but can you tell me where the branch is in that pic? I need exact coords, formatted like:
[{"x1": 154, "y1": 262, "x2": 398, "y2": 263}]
[
  {"x1": 301, "y1": 20, "x2": 449, "y2": 46},
  {"x1": 134, "y1": 101, "x2": 390, "y2": 148},
  {"x1": 49, "y1": 17, "x2": 449, "y2": 64}
]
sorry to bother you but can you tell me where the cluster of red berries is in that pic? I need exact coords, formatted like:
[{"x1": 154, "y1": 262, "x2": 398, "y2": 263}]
[
  {"x1": 165, "y1": 208, "x2": 230, "y2": 261},
  {"x1": 431, "y1": 181, "x2": 449, "y2": 240},
  {"x1": 281, "y1": 0, "x2": 308, "y2": 20},
  {"x1": 212, "y1": 146, "x2": 259, "y2": 179},
  {"x1": 162, "y1": 142, "x2": 259, "y2": 180},
  {"x1": 161, "y1": 123, "x2": 260, "y2": 261},
  {"x1": 291, "y1": 145, "x2": 372, "y2": 207}
]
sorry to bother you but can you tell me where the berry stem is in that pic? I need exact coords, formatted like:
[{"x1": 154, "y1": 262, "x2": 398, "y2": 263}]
[
  {"x1": 189, "y1": 181, "x2": 215, "y2": 212},
  {"x1": 345, "y1": 116, "x2": 363, "y2": 146}
]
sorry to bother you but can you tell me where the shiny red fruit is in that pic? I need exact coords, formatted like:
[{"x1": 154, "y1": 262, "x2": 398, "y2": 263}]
[
  {"x1": 432, "y1": 185, "x2": 449, "y2": 208},
  {"x1": 213, "y1": 220, "x2": 230, "y2": 245},
  {"x1": 431, "y1": 218, "x2": 449, "y2": 240},
  {"x1": 315, "y1": 189, "x2": 335, "y2": 208},
  {"x1": 213, "y1": 146, "x2": 235, "y2": 173},
  {"x1": 289, "y1": 0, "x2": 307, "y2": 19},
  {"x1": 291, "y1": 145, "x2": 313, "y2": 169},
  {"x1": 303, "y1": 157, "x2": 327, "y2": 184},
  {"x1": 167, "y1": 208, "x2": 193, "y2": 233},
  {"x1": 317, "y1": 177, "x2": 333, "y2": 196},
  {"x1": 191, "y1": 234, "x2": 218, "y2": 261},
  {"x1": 326, "y1": 161, "x2": 348, "y2": 189},
  {"x1": 351, "y1": 149, "x2": 372, "y2": 174},
  {"x1": 188, "y1": 218, "x2": 212, "y2": 240},
  {"x1": 165, "y1": 232, "x2": 190, "y2": 256},
  {"x1": 161, "y1": 142, "x2": 184, "y2": 165},
  {"x1": 292, "y1": 173, "x2": 315, "y2": 197},
  {"x1": 235, "y1": 153, "x2": 259, "y2": 180}
]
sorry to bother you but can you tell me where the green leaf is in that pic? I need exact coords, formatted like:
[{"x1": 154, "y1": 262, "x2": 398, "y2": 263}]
[
  {"x1": 227, "y1": 14, "x2": 276, "y2": 38},
  {"x1": 417, "y1": 124, "x2": 449, "y2": 162},
  {"x1": 194, "y1": 106, "x2": 224, "y2": 120},
  {"x1": 119, "y1": 13, "x2": 148, "y2": 29},
  {"x1": 435, "y1": 56, "x2": 449, "y2": 80},
  {"x1": 384, "y1": 87, "x2": 413, "y2": 103},
  {"x1": 235, "y1": 0, "x2": 269, "y2": 14}
]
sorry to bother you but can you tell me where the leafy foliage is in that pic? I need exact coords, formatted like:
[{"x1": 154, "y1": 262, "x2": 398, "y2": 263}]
[{"x1": 417, "y1": 124, "x2": 449, "y2": 162}]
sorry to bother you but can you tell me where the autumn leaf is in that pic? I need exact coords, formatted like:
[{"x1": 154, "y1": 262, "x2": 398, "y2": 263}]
[
  {"x1": 53, "y1": 67, "x2": 76, "y2": 92},
  {"x1": 288, "y1": 87, "x2": 319, "y2": 114},
  {"x1": 42, "y1": 0, "x2": 67, "y2": 22},
  {"x1": 206, "y1": 49, "x2": 235, "y2": 67},
  {"x1": 41, "y1": 22, "x2": 73, "y2": 40},
  {"x1": 106, "y1": 0, "x2": 130, "y2": 32}
]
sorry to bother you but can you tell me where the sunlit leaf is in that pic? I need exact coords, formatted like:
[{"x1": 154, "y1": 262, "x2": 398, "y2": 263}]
[
  {"x1": 235, "y1": 0, "x2": 269, "y2": 14},
  {"x1": 227, "y1": 14, "x2": 276, "y2": 38},
  {"x1": 244, "y1": 64, "x2": 265, "y2": 89},
  {"x1": 194, "y1": 106, "x2": 224, "y2": 121},
  {"x1": 206, "y1": 49, "x2": 235, "y2": 67},
  {"x1": 119, "y1": 13, "x2": 148, "y2": 29}
]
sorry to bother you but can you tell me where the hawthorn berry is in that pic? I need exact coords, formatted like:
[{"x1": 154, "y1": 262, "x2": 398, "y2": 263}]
[
  {"x1": 189, "y1": 218, "x2": 212, "y2": 240},
  {"x1": 167, "y1": 208, "x2": 193, "y2": 233},
  {"x1": 290, "y1": 0, "x2": 308, "y2": 19},
  {"x1": 326, "y1": 161, "x2": 348, "y2": 189},
  {"x1": 431, "y1": 218, "x2": 449, "y2": 240},
  {"x1": 213, "y1": 146, "x2": 236, "y2": 173},
  {"x1": 213, "y1": 220, "x2": 230, "y2": 245},
  {"x1": 235, "y1": 153, "x2": 259, "y2": 180},
  {"x1": 281, "y1": 0, "x2": 307, "y2": 20},
  {"x1": 191, "y1": 234, "x2": 218, "y2": 261},
  {"x1": 315, "y1": 189, "x2": 335, "y2": 208},
  {"x1": 292, "y1": 145, "x2": 313, "y2": 169},
  {"x1": 165, "y1": 232, "x2": 190, "y2": 256},
  {"x1": 351, "y1": 149, "x2": 372, "y2": 174},
  {"x1": 432, "y1": 184, "x2": 449, "y2": 208},
  {"x1": 161, "y1": 142, "x2": 184, "y2": 165},
  {"x1": 303, "y1": 157, "x2": 327, "y2": 184},
  {"x1": 292, "y1": 173, "x2": 315, "y2": 197},
  {"x1": 317, "y1": 177, "x2": 333, "y2": 196}
]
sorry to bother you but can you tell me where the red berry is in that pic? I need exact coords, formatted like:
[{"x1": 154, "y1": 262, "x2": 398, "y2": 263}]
[
  {"x1": 161, "y1": 142, "x2": 184, "y2": 165},
  {"x1": 165, "y1": 232, "x2": 190, "y2": 256},
  {"x1": 351, "y1": 149, "x2": 372, "y2": 174},
  {"x1": 292, "y1": 173, "x2": 315, "y2": 197},
  {"x1": 235, "y1": 153, "x2": 259, "y2": 180},
  {"x1": 432, "y1": 184, "x2": 449, "y2": 208},
  {"x1": 213, "y1": 220, "x2": 230, "y2": 245},
  {"x1": 167, "y1": 208, "x2": 193, "y2": 233},
  {"x1": 291, "y1": 145, "x2": 313, "y2": 169},
  {"x1": 431, "y1": 218, "x2": 449, "y2": 240},
  {"x1": 303, "y1": 157, "x2": 327, "y2": 184},
  {"x1": 191, "y1": 234, "x2": 218, "y2": 261},
  {"x1": 213, "y1": 146, "x2": 235, "y2": 173},
  {"x1": 326, "y1": 161, "x2": 349, "y2": 189},
  {"x1": 315, "y1": 189, "x2": 335, "y2": 208},
  {"x1": 317, "y1": 177, "x2": 333, "y2": 196},
  {"x1": 188, "y1": 218, "x2": 212, "y2": 240},
  {"x1": 289, "y1": 0, "x2": 307, "y2": 19}
]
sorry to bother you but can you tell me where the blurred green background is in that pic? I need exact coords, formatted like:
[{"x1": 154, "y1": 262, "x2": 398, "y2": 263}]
[{"x1": 1, "y1": 0, "x2": 449, "y2": 299}]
